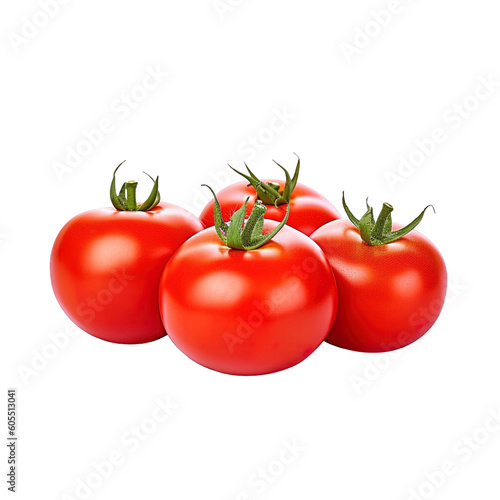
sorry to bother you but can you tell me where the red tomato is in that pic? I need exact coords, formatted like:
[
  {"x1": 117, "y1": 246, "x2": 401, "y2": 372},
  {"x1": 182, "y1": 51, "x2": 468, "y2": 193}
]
[
  {"x1": 50, "y1": 164, "x2": 204, "y2": 344},
  {"x1": 200, "y1": 181, "x2": 340, "y2": 236},
  {"x1": 311, "y1": 215, "x2": 447, "y2": 353},
  {"x1": 158, "y1": 220, "x2": 338, "y2": 375}
]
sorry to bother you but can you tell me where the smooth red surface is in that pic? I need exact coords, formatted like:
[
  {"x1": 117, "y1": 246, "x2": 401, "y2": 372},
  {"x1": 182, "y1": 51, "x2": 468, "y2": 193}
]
[
  {"x1": 159, "y1": 221, "x2": 338, "y2": 375},
  {"x1": 50, "y1": 202, "x2": 203, "y2": 344},
  {"x1": 199, "y1": 180, "x2": 341, "y2": 236},
  {"x1": 311, "y1": 219, "x2": 447, "y2": 352}
]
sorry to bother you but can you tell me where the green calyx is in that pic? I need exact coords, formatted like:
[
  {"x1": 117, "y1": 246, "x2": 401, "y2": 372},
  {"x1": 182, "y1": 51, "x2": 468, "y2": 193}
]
[
  {"x1": 342, "y1": 192, "x2": 435, "y2": 246},
  {"x1": 229, "y1": 154, "x2": 300, "y2": 207},
  {"x1": 203, "y1": 185, "x2": 290, "y2": 250},
  {"x1": 110, "y1": 161, "x2": 160, "y2": 211}
]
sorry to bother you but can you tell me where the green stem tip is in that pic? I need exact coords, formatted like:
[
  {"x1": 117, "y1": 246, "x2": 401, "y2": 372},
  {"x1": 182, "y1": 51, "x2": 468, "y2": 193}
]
[
  {"x1": 228, "y1": 154, "x2": 300, "y2": 207},
  {"x1": 203, "y1": 184, "x2": 290, "y2": 250},
  {"x1": 110, "y1": 161, "x2": 161, "y2": 211},
  {"x1": 342, "y1": 192, "x2": 435, "y2": 246}
]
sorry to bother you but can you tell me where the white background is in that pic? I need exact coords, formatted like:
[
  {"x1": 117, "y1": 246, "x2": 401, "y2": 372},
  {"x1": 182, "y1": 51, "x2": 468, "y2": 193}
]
[{"x1": 1, "y1": 1, "x2": 500, "y2": 499}]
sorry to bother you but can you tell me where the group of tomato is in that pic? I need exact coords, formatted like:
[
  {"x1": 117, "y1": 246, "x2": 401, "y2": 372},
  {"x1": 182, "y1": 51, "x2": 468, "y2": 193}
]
[{"x1": 50, "y1": 157, "x2": 447, "y2": 376}]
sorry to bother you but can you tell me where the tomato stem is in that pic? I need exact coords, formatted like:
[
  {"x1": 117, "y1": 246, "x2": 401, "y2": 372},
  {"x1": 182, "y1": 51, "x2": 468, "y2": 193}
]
[
  {"x1": 371, "y1": 203, "x2": 393, "y2": 240},
  {"x1": 110, "y1": 161, "x2": 161, "y2": 211},
  {"x1": 342, "y1": 193, "x2": 435, "y2": 246},
  {"x1": 228, "y1": 154, "x2": 300, "y2": 207},
  {"x1": 124, "y1": 181, "x2": 138, "y2": 210},
  {"x1": 203, "y1": 185, "x2": 290, "y2": 250}
]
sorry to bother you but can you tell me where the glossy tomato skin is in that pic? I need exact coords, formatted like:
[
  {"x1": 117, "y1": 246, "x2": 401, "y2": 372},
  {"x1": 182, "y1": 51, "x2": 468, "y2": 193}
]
[
  {"x1": 50, "y1": 202, "x2": 203, "y2": 344},
  {"x1": 158, "y1": 221, "x2": 338, "y2": 375},
  {"x1": 199, "y1": 180, "x2": 341, "y2": 236},
  {"x1": 311, "y1": 219, "x2": 447, "y2": 352}
]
